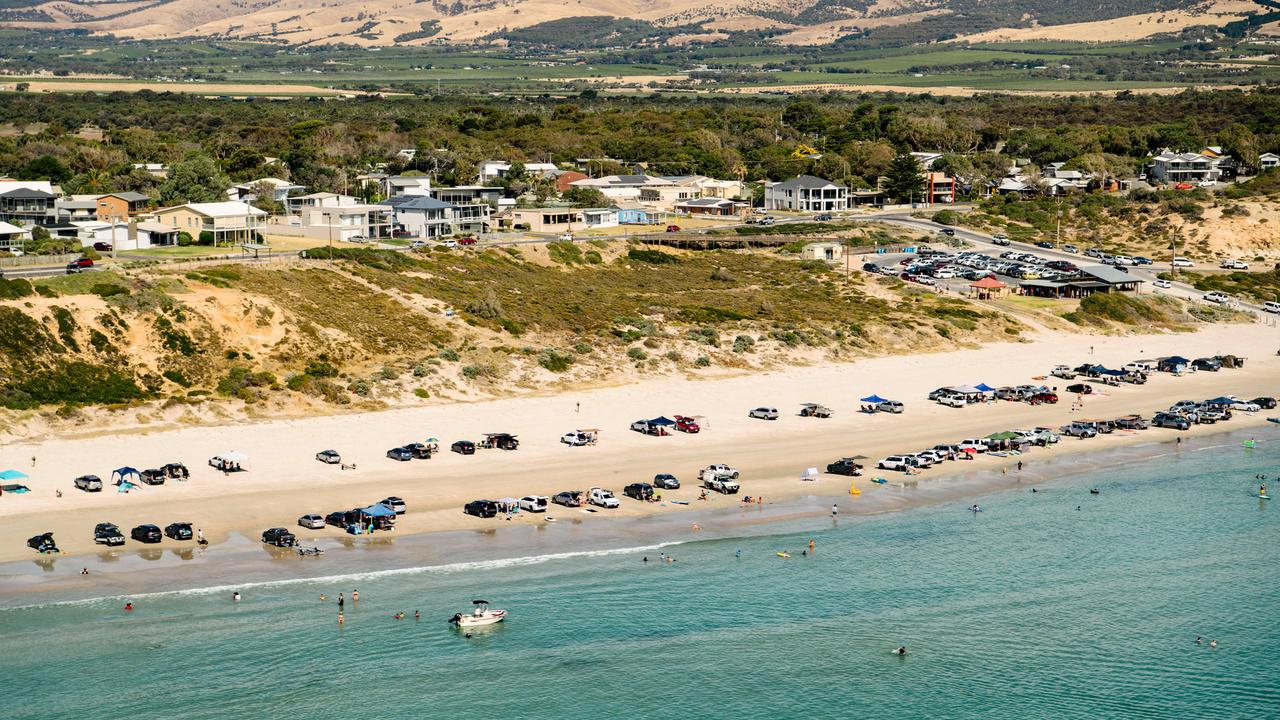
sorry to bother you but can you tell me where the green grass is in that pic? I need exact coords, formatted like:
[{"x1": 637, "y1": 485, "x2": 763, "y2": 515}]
[
  {"x1": 124, "y1": 246, "x2": 242, "y2": 258},
  {"x1": 33, "y1": 270, "x2": 131, "y2": 295}
]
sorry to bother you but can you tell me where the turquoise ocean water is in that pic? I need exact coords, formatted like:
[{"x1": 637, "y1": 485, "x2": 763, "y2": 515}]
[{"x1": 2, "y1": 435, "x2": 1278, "y2": 719}]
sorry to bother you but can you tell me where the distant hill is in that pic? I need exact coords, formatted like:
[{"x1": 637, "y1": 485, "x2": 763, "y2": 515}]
[{"x1": 0, "y1": 0, "x2": 1264, "y2": 47}]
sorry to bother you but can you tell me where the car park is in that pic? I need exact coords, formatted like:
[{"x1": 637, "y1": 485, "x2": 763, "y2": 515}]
[
  {"x1": 298, "y1": 514, "x2": 326, "y2": 530},
  {"x1": 552, "y1": 491, "x2": 583, "y2": 507},
  {"x1": 451, "y1": 440, "x2": 476, "y2": 455},
  {"x1": 131, "y1": 524, "x2": 163, "y2": 544},
  {"x1": 518, "y1": 496, "x2": 548, "y2": 513},
  {"x1": 748, "y1": 407, "x2": 779, "y2": 420},
  {"x1": 623, "y1": 483, "x2": 654, "y2": 501},
  {"x1": 653, "y1": 473, "x2": 680, "y2": 489},
  {"x1": 386, "y1": 447, "x2": 413, "y2": 461},
  {"x1": 262, "y1": 528, "x2": 297, "y2": 547},
  {"x1": 74, "y1": 474, "x2": 103, "y2": 492},
  {"x1": 94, "y1": 523, "x2": 126, "y2": 546},
  {"x1": 316, "y1": 449, "x2": 341, "y2": 464},
  {"x1": 380, "y1": 496, "x2": 407, "y2": 514},
  {"x1": 164, "y1": 522, "x2": 193, "y2": 540}
]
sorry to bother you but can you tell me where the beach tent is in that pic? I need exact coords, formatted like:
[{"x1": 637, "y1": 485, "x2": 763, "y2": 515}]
[
  {"x1": 648, "y1": 416, "x2": 677, "y2": 426},
  {"x1": 1099, "y1": 368, "x2": 1126, "y2": 377},
  {"x1": 111, "y1": 467, "x2": 141, "y2": 485},
  {"x1": 949, "y1": 384, "x2": 980, "y2": 395},
  {"x1": 358, "y1": 504, "x2": 396, "y2": 518},
  {"x1": 800, "y1": 467, "x2": 818, "y2": 481},
  {"x1": 0, "y1": 469, "x2": 29, "y2": 480},
  {"x1": 860, "y1": 395, "x2": 888, "y2": 404},
  {"x1": 974, "y1": 383, "x2": 997, "y2": 393},
  {"x1": 986, "y1": 431, "x2": 1020, "y2": 441}
]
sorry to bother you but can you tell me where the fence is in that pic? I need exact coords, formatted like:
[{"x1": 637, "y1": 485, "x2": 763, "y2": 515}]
[{"x1": 0, "y1": 252, "x2": 80, "y2": 268}]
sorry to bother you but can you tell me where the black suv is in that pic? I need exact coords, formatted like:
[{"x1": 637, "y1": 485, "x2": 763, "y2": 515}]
[
  {"x1": 1251, "y1": 396, "x2": 1277, "y2": 410},
  {"x1": 825, "y1": 458, "x2": 864, "y2": 476},
  {"x1": 326, "y1": 510, "x2": 355, "y2": 528},
  {"x1": 261, "y1": 528, "x2": 297, "y2": 547},
  {"x1": 131, "y1": 524, "x2": 163, "y2": 543},
  {"x1": 464, "y1": 500, "x2": 499, "y2": 518},
  {"x1": 623, "y1": 483, "x2": 654, "y2": 501},
  {"x1": 140, "y1": 469, "x2": 166, "y2": 486},
  {"x1": 404, "y1": 442, "x2": 433, "y2": 459},
  {"x1": 451, "y1": 440, "x2": 476, "y2": 455},
  {"x1": 94, "y1": 523, "x2": 125, "y2": 546},
  {"x1": 164, "y1": 522, "x2": 193, "y2": 540}
]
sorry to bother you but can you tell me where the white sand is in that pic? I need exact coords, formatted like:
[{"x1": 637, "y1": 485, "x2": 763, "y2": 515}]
[{"x1": 2, "y1": 323, "x2": 1277, "y2": 562}]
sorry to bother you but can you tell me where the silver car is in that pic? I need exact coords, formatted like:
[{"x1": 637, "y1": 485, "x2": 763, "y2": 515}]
[
  {"x1": 298, "y1": 514, "x2": 326, "y2": 530},
  {"x1": 748, "y1": 407, "x2": 779, "y2": 420}
]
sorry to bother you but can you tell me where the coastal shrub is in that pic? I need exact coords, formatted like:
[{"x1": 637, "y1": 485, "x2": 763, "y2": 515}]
[
  {"x1": 176, "y1": 231, "x2": 193, "y2": 247},
  {"x1": 584, "y1": 250, "x2": 603, "y2": 264},
  {"x1": 198, "y1": 231, "x2": 215, "y2": 246},
  {"x1": 347, "y1": 379, "x2": 371, "y2": 396},
  {"x1": 932, "y1": 209, "x2": 960, "y2": 226},
  {"x1": 466, "y1": 289, "x2": 504, "y2": 320},
  {"x1": 34, "y1": 285, "x2": 57, "y2": 298},
  {"x1": 797, "y1": 260, "x2": 830, "y2": 272},
  {"x1": 626, "y1": 346, "x2": 647, "y2": 360},
  {"x1": 733, "y1": 334, "x2": 755, "y2": 353},
  {"x1": 694, "y1": 355, "x2": 711, "y2": 367},
  {"x1": 412, "y1": 363, "x2": 431, "y2": 377},
  {"x1": 686, "y1": 327, "x2": 719, "y2": 346},
  {"x1": 643, "y1": 337, "x2": 660, "y2": 349},
  {"x1": 573, "y1": 341, "x2": 593, "y2": 354},
  {"x1": 305, "y1": 360, "x2": 339, "y2": 377},
  {"x1": 548, "y1": 241, "x2": 583, "y2": 265},
  {"x1": 374, "y1": 366, "x2": 400, "y2": 381},
  {"x1": 90, "y1": 283, "x2": 129, "y2": 298},
  {"x1": 438, "y1": 348, "x2": 460, "y2": 362},
  {"x1": 215, "y1": 365, "x2": 276, "y2": 402},
  {"x1": 500, "y1": 318, "x2": 525, "y2": 336},
  {"x1": 538, "y1": 348, "x2": 574, "y2": 372},
  {"x1": 1, "y1": 361, "x2": 147, "y2": 409},
  {"x1": 665, "y1": 350, "x2": 682, "y2": 362},
  {"x1": 677, "y1": 306, "x2": 749, "y2": 323},
  {"x1": 50, "y1": 306, "x2": 79, "y2": 351},
  {"x1": 461, "y1": 363, "x2": 499, "y2": 380},
  {"x1": 627, "y1": 248, "x2": 678, "y2": 265},
  {"x1": 163, "y1": 370, "x2": 191, "y2": 387},
  {"x1": 414, "y1": 388, "x2": 430, "y2": 399},
  {"x1": 153, "y1": 316, "x2": 198, "y2": 356},
  {"x1": 0, "y1": 277, "x2": 33, "y2": 300}
]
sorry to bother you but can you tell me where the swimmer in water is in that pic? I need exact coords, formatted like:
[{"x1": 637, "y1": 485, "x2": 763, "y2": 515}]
[
  {"x1": 895, "y1": 646, "x2": 907, "y2": 656},
  {"x1": 1196, "y1": 636, "x2": 1202, "y2": 644},
  {"x1": 232, "y1": 591, "x2": 241, "y2": 602},
  {"x1": 320, "y1": 594, "x2": 328, "y2": 601},
  {"x1": 1210, "y1": 640, "x2": 1218, "y2": 649},
  {"x1": 735, "y1": 549, "x2": 741, "y2": 558},
  {"x1": 970, "y1": 504, "x2": 980, "y2": 512},
  {"x1": 124, "y1": 602, "x2": 133, "y2": 612},
  {"x1": 414, "y1": 611, "x2": 420, "y2": 621},
  {"x1": 80, "y1": 567, "x2": 89, "y2": 575}
]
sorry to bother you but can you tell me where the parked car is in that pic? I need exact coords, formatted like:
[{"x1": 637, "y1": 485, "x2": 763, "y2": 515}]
[
  {"x1": 439, "y1": 239, "x2": 457, "y2": 248},
  {"x1": 519, "y1": 496, "x2": 548, "y2": 513},
  {"x1": 561, "y1": 431, "x2": 593, "y2": 446},
  {"x1": 814, "y1": 213, "x2": 834, "y2": 221},
  {"x1": 316, "y1": 449, "x2": 341, "y2": 464},
  {"x1": 1050, "y1": 365, "x2": 1077, "y2": 380},
  {"x1": 552, "y1": 491, "x2": 583, "y2": 507},
  {"x1": 92, "y1": 242, "x2": 113, "y2": 252},
  {"x1": 1220, "y1": 259, "x2": 1249, "y2": 269},
  {"x1": 66, "y1": 257, "x2": 94, "y2": 273},
  {"x1": 380, "y1": 496, "x2": 406, "y2": 514},
  {"x1": 1171, "y1": 257, "x2": 1195, "y2": 267},
  {"x1": 451, "y1": 440, "x2": 476, "y2": 455},
  {"x1": 164, "y1": 522, "x2": 194, "y2": 540},
  {"x1": 631, "y1": 420, "x2": 666, "y2": 436},
  {"x1": 409, "y1": 240, "x2": 428, "y2": 249},
  {"x1": 1251, "y1": 396, "x2": 1277, "y2": 410},
  {"x1": 298, "y1": 514, "x2": 326, "y2": 530},
  {"x1": 665, "y1": 225, "x2": 681, "y2": 233},
  {"x1": 825, "y1": 458, "x2": 864, "y2": 476},
  {"x1": 326, "y1": 510, "x2": 356, "y2": 528},
  {"x1": 937, "y1": 394, "x2": 966, "y2": 408},
  {"x1": 261, "y1": 528, "x2": 297, "y2": 547},
  {"x1": 624, "y1": 483, "x2": 655, "y2": 501},
  {"x1": 140, "y1": 468, "x2": 166, "y2": 486},
  {"x1": 131, "y1": 524, "x2": 163, "y2": 544},
  {"x1": 479, "y1": 433, "x2": 519, "y2": 450},
  {"x1": 457, "y1": 236, "x2": 477, "y2": 246},
  {"x1": 1192, "y1": 357, "x2": 1221, "y2": 372},
  {"x1": 1263, "y1": 301, "x2": 1280, "y2": 314},
  {"x1": 1029, "y1": 392, "x2": 1059, "y2": 405},
  {"x1": 1061, "y1": 244, "x2": 1079, "y2": 254},
  {"x1": 939, "y1": 228, "x2": 956, "y2": 237},
  {"x1": 386, "y1": 447, "x2": 413, "y2": 461},
  {"x1": 588, "y1": 487, "x2": 620, "y2": 508},
  {"x1": 74, "y1": 474, "x2": 103, "y2": 492},
  {"x1": 1230, "y1": 399, "x2": 1260, "y2": 412},
  {"x1": 799, "y1": 403, "x2": 832, "y2": 418},
  {"x1": 93, "y1": 523, "x2": 125, "y2": 546},
  {"x1": 748, "y1": 407, "x2": 779, "y2": 420},
  {"x1": 674, "y1": 415, "x2": 700, "y2": 433},
  {"x1": 1203, "y1": 291, "x2": 1230, "y2": 305},
  {"x1": 1065, "y1": 383, "x2": 1093, "y2": 395},
  {"x1": 1034, "y1": 241, "x2": 1055, "y2": 249},
  {"x1": 404, "y1": 442, "x2": 433, "y2": 459},
  {"x1": 1061, "y1": 422, "x2": 1097, "y2": 438},
  {"x1": 702, "y1": 473, "x2": 740, "y2": 494},
  {"x1": 1113, "y1": 415, "x2": 1149, "y2": 430},
  {"x1": 876, "y1": 401, "x2": 904, "y2": 414},
  {"x1": 1153, "y1": 279, "x2": 1172, "y2": 289},
  {"x1": 877, "y1": 455, "x2": 910, "y2": 471},
  {"x1": 653, "y1": 473, "x2": 681, "y2": 489}
]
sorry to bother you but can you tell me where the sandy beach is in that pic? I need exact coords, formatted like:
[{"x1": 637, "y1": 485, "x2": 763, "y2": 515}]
[{"x1": 1, "y1": 323, "x2": 1277, "y2": 570}]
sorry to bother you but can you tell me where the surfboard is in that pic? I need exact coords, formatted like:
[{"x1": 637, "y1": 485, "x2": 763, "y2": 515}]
[{"x1": 1256, "y1": 494, "x2": 1271, "y2": 500}]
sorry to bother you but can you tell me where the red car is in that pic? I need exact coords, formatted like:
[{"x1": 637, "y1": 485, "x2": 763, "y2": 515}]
[
  {"x1": 457, "y1": 236, "x2": 477, "y2": 246},
  {"x1": 66, "y1": 257, "x2": 94, "y2": 274},
  {"x1": 1029, "y1": 392, "x2": 1059, "y2": 405},
  {"x1": 665, "y1": 225, "x2": 681, "y2": 233},
  {"x1": 674, "y1": 415, "x2": 700, "y2": 433}
]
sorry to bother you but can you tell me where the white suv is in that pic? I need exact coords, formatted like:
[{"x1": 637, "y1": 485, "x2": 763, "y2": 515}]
[
  {"x1": 1203, "y1": 291, "x2": 1230, "y2": 305},
  {"x1": 1172, "y1": 257, "x2": 1195, "y2": 267},
  {"x1": 748, "y1": 407, "x2": 779, "y2": 420},
  {"x1": 878, "y1": 455, "x2": 910, "y2": 471}
]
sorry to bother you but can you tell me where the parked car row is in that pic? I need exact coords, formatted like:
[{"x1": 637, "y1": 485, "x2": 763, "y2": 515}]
[
  {"x1": 876, "y1": 429, "x2": 1060, "y2": 472},
  {"x1": 71, "y1": 463, "x2": 189, "y2": 493},
  {"x1": 91, "y1": 521, "x2": 193, "y2": 547}
]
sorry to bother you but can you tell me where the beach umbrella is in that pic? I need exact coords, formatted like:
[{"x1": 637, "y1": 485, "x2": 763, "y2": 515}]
[
  {"x1": 0, "y1": 469, "x2": 28, "y2": 480},
  {"x1": 860, "y1": 395, "x2": 888, "y2": 404}
]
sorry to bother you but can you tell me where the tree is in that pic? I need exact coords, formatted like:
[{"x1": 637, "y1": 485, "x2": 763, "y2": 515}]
[
  {"x1": 159, "y1": 155, "x2": 230, "y2": 205},
  {"x1": 21, "y1": 155, "x2": 70, "y2": 183},
  {"x1": 198, "y1": 231, "x2": 215, "y2": 246},
  {"x1": 882, "y1": 150, "x2": 925, "y2": 204},
  {"x1": 561, "y1": 186, "x2": 608, "y2": 207},
  {"x1": 176, "y1": 231, "x2": 193, "y2": 247}
]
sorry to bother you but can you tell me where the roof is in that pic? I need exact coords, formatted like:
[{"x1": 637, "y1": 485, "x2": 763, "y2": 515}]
[
  {"x1": 234, "y1": 177, "x2": 302, "y2": 190},
  {"x1": 0, "y1": 221, "x2": 26, "y2": 235},
  {"x1": 678, "y1": 197, "x2": 736, "y2": 207},
  {"x1": 1080, "y1": 265, "x2": 1144, "y2": 285},
  {"x1": 136, "y1": 221, "x2": 177, "y2": 233},
  {"x1": 0, "y1": 187, "x2": 55, "y2": 199},
  {"x1": 58, "y1": 199, "x2": 99, "y2": 210},
  {"x1": 164, "y1": 202, "x2": 268, "y2": 218},
  {"x1": 969, "y1": 276, "x2": 1006, "y2": 289},
  {"x1": 103, "y1": 191, "x2": 150, "y2": 202},
  {"x1": 389, "y1": 195, "x2": 453, "y2": 211},
  {"x1": 387, "y1": 175, "x2": 431, "y2": 186},
  {"x1": 572, "y1": 174, "x2": 671, "y2": 188},
  {"x1": 773, "y1": 175, "x2": 846, "y2": 190}
]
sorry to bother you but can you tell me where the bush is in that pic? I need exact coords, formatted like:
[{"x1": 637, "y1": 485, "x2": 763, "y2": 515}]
[
  {"x1": 90, "y1": 283, "x2": 129, "y2": 298},
  {"x1": 733, "y1": 334, "x2": 756, "y2": 353},
  {"x1": 694, "y1": 356, "x2": 711, "y2": 367},
  {"x1": 461, "y1": 363, "x2": 499, "y2": 380},
  {"x1": 548, "y1": 241, "x2": 583, "y2": 265},
  {"x1": 466, "y1": 289, "x2": 504, "y2": 320},
  {"x1": 413, "y1": 387, "x2": 430, "y2": 399},
  {"x1": 197, "y1": 231, "x2": 215, "y2": 246},
  {"x1": 932, "y1": 209, "x2": 960, "y2": 226},
  {"x1": 215, "y1": 366, "x2": 276, "y2": 401},
  {"x1": 347, "y1": 378, "x2": 371, "y2": 396},
  {"x1": 627, "y1": 248, "x2": 678, "y2": 264},
  {"x1": 176, "y1": 231, "x2": 194, "y2": 247},
  {"x1": 626, "y1": 346, "x2": 647, "y2": 360},
  {"x1": 438, "y1": 348, "x2": 460, "y2": 362},
  {"x1": 0, "y1": 277, "x2": 34, "y2": 300},
  {"x1": 305, "y1": 360, "x2": 339, "y2": 377},
  {"x1": 538, "y1": 348, "x2": 574, "y2": 372},
  {"x1": 573, "y1": 341, "x2": 593, "y2": 354}
]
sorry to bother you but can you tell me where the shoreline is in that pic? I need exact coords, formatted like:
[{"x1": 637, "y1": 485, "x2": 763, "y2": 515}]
[
  {"x1": 1, "y1": 323, "x2": 1277, "y2": 589},
  {"x1": 0, "y1": 420, "x2": 1269, "y2": 606}
]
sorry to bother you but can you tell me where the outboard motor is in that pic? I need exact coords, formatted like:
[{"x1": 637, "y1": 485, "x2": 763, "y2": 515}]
[{"x1": 449, "y1": 613, "x2": 463, "y2": 625}]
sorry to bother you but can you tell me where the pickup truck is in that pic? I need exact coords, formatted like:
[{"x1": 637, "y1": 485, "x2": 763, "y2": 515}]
[
  {"x1": 588, "y1": 487, "x2": 619, "y2": 508},
  {"x1": 1050, "y1": 365, "x2": 1077, "y2": 380},
  {"x1": 702, "y1": 473, "x2": 741, "y2": 494},
  {"x1": 701, "y1": 464, "x2": 740, "y2": 480},
  {"x1": 1060, "y1": 422, "x2": 1097, "y2": 438}
]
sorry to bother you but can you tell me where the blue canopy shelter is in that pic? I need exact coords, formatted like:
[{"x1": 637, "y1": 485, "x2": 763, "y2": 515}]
[
  {"x1": 359, "y1": 504, "x2": 396, "y2": 517},
  {"x1": 973, "y1": 383, "x2": 997, "y2": 393},
  {"x1": 648, "y1": 416, "x2": 677, "y2": 426},
  {"x1": 111, "y1": 467, "x2": 141, "y2": 486},
  {"x1": 860, "y1": 395, "x2": 888, "y2": 404},
  {"x1": 1100, "y1": 369, "x2": 1126, "y2": 377},
  {"x1": 0, "y1": 469, "x2": 29, "y2": 481}
]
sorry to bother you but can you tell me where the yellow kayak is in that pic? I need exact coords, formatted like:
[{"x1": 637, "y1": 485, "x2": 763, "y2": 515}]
[{"x1": 776, "y1": 551, "x2": 791, "y2": 558}]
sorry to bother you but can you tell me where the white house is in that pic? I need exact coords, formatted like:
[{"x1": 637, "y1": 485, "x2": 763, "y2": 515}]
[
  {"x1": 571, "y1": 175, "x2": 674, "y2": 203},
  {"x1": 478, "y1": 161, "x2": 560, "y2": 182},
  {"x1": 1259, "y1": 152, "x2": 1280, "y2": 171},
  {"x1": 383, "y1": 175, "x2": 432, "y2": 198},
  {"x1": 0, "y1": 220, "x2": 31, "y2": 251},
  {"x1": 1149, "y1": 150, "x2": 1220, "y2": 184},
  {"x1": 764, "y1": 175, "x2": 848, "y2": 212},
  {"x1": 581, "y1": 208, "x2": 619, "y2": 229},
  {"x1": 151, "y1": 201, "x2": 269, "y2": 245},
  {"x1": 228, "y1": 177, "x2": 305, "y2": 203}
]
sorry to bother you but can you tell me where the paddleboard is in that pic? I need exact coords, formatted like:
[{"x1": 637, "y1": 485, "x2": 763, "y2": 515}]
[
  {"x1": 670, "y1": 500, "x2": 689, "y2": 505},
  {"x1": 1256, "y1": 494, "x2": 1271, "y2": 500},
  {"x1": 871, "y1": 477, "x2": 887, "y2": 485},
  {"x1": 776, "y1": 552, "x2": 791, "y2": 558}
]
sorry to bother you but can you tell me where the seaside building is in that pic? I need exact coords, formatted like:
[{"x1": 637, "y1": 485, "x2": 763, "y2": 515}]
[{"x1": 763, "y1": 175, "x2": 849, "y2": 212}]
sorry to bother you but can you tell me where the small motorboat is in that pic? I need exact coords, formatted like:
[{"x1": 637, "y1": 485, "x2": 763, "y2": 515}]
[
  {"x1": 1089, "y1": 489, "x2": 1100, "y2": 495},
  {"x1": 449, "y1": 600, "x2": 507, "y2": 627}
]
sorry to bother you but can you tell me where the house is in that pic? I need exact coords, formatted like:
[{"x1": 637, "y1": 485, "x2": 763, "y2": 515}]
[
  {"x1": 0, "y1": 220, "x2": 31, "y2": 251},
  {"x1": 923, "y1": 172, "x2": 956, "y2": 204},
  {"x1": 56, "y1": 197, "x2": 101, "y2": 222},
  {"x1": 638, "y1": 184, "x2": 701, "y2": 210},
  {"x1": 95, "y1": 192, "x2": 151, "y2": 221},
  {"x1": 800, "y1": 242, "x2": 844, "y2": 262},
  {"x1": 581, "y1": 208, "x2": 618, "y2": 229},
  {"x1": 0, "y1": 181, "x2": 58, "y2": 226},
  {"x1": 511, "y1": 208, "x2": 584, "y2": 234},
  {"x1": 429, "y1": 186, "x2": 502, "y2": 223},
  {"x1": 478, "y1": 161, "x2": 559, "y2": 182},
  {"x1": 571, "y1": 175, "x2": 674, "y2": 204},
  {"x1": 994, "y1": 178, "x2": 1035, "y2": 197},
  {"x1": 297, "y1": 203, "x2": 393, "y2": 241},
  {"x1": 1259, "y1": 153, "x2": 1279, "y2": 171},
  {"x1": 911, "y1": 152, "x2": 945, "y2": 170},
  {"x1": 555, "y1": 171, "x2": 589, "y2": 193},
  {"x1": 228, "y1": 177, "x2": 305, "y2": 203},
  {"x1": 850, "y1": 189, "x2": 886, "y2": 207},
  {"x1": 614, "y1": 202, "x2": 668, "y2": 225},
  {"x1": 676, "y1": 197, "x2": 739, "y2": 216},
  {"x1": 285, "y1": 192, "x2": 351, "y2": 216},
  {"x1": 662, "y1": 175, "x2": 746, "y2": 200},
  {"x1": 151, "y1": 202, "x2": 268, "y2": 245},
  {"x1": 380, "y1": 195, "x2": 454, "y2": 238},
  {"x1": 764, "y1": 175, "x2": 848, "y2": 212},
  {"x1": 1149, "y1": 150, "x2": 1220, "y2": 184},
  {"x1": 383, "y1": 175, "x2": 432, "y2": 198},
  {"x1": 1018, "y1": 264, "x2": 1144, "y2": 299}
]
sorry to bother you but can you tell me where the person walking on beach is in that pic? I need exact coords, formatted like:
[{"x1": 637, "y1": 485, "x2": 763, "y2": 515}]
[
  {"x1": 196, "y1": 528, "x2": 206, "y2": 546},
  {"x1": 1017, "y1": 461, "x2": 1023, "y2": 473}
]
